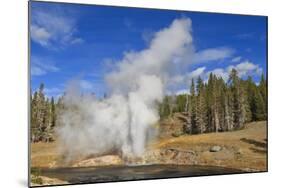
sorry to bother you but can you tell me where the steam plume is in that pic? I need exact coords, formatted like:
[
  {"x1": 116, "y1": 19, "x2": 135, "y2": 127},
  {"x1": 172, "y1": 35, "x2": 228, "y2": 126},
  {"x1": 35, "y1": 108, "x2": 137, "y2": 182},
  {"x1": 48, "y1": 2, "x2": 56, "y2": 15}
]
[{"x1": 56, "y1": 18, "x2": 194, "y2": 158}]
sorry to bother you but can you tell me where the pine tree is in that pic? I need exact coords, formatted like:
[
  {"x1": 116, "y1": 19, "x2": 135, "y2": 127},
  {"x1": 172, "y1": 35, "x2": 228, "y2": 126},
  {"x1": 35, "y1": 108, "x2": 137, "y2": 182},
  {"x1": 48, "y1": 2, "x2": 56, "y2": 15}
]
[
  {"x1": 205, "y1": 73, "x2": 220, "y2": 132},
  {"x1": 175, "y1": 94, "x2": 187, "y2": 112},
  {"x1": 258, "y1": 73, "x2": 267, "y2": 120},
  {"x1": 51, "y1": 97, "x2": 56, "y2": 128},
  {"x1": 217, "y1": 77, "x2": 227, "y2": 131},
  {"x1": 250, "y1": 87, "x2": 266, "y2": 121},
  {"x1": 30, "y1": 83, "x2": 58, "y2": 142},
  {"x1": 184, "y1": 94, "x2": 192, "y2": 134},
  {"x1": 159, "y1": 96, "x2": 171, "y2": 119},
  {"x1": 224, "y1": 88, "x2": 233, "y2": 131},
  {"x1": 159, "y1": 69, "x2": 267, "y2": 135},
  {"x1": 31, "y1": 91, "x2": 39, "y2": 142},
  {"x1": 190, "y1": 79, "x2": 197, "y2": 134},
  {"x1": 43, "y1": 98, "x2": 53, "y2": 142},
  {"x1": 212, "y1": 75, "x2": 221, "y2": 132},
  {"x1": 30, "y1": 83, "x2": 46, "y2": 142},
  {"x1": 244, "y1": 77, "x2": 255, "y2": 122},
  {"x1": 195, "y1": 76, "x2": 207, "y2": 133},
  {"x1": 206, "y1": 73, "x2": 214, "y2": 132},
  {"x1": 228, "y1": 69, "x2": 246, "y2": 130},
  {"x1": 259, "y1": 73, "x2": 267, "y2": 103}
]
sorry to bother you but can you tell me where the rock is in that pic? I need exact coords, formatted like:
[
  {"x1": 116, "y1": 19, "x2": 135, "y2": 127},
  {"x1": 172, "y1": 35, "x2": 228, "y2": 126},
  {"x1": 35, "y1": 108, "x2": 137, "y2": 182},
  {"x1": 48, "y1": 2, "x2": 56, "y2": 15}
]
[
  {"x1": 166, "y1": 149, "x2": 180, "y2": 160},
  {"x1": 236, "y1": 148, "x2": 243, "y2": 155},
  {"x1": 157, "y1": 148, "x2": 198, "y2": 165},
  {"x1": 72, "y1": 155, "x2": 124, "y2": 167},
  {"x1": 210, "y1": 146, "x2": 222, "y2": 152}
]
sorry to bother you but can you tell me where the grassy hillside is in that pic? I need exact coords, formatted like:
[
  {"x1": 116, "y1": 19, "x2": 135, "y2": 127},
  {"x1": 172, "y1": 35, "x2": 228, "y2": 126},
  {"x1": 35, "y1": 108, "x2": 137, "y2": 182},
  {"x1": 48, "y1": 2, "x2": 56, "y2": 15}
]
[{"x1": 152, "y1": 121, "x2": 267, "y2": 171}]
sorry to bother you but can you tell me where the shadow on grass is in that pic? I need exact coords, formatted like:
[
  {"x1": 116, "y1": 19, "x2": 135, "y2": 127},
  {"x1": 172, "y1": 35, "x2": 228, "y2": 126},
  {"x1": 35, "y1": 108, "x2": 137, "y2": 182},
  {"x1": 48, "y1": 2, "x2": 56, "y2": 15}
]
[
  {"x1": 240, "y1": 138, "x2": 267, "y2": 154},
  {"x1": 250, "y1": 147, "x2": 267, "y2": 154},
  {"x1": 240, "y1": 138, "x2": 267, "y2": 148}
]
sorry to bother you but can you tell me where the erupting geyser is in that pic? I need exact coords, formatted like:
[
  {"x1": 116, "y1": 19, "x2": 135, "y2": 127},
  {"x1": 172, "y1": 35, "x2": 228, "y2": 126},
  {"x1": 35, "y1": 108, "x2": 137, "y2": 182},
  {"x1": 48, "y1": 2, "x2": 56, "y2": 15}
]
[{"x1": 56, "y1": 18, "x2": 194, "y2": 159}]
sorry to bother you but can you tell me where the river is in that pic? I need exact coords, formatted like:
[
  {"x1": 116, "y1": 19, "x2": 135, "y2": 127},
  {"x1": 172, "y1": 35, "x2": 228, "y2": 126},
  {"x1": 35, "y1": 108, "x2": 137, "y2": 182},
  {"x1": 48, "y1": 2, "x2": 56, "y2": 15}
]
[{"x1": 38, "y1": 164, "x2": 243, "y2": 185}]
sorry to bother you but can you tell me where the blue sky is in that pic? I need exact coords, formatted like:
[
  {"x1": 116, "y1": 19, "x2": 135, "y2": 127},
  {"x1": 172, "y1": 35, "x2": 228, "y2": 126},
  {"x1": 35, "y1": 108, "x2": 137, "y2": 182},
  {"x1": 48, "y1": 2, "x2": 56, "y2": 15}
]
[{"x1": 30, "y1": 1, "x2": 267, "y2": 98}]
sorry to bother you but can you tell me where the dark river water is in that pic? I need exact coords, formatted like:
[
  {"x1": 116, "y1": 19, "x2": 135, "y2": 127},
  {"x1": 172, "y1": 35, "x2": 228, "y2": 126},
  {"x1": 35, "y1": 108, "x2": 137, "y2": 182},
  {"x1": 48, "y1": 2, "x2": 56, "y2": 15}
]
[{"x1": 38, "y1": 165, "x2": 243, "y2": 185}]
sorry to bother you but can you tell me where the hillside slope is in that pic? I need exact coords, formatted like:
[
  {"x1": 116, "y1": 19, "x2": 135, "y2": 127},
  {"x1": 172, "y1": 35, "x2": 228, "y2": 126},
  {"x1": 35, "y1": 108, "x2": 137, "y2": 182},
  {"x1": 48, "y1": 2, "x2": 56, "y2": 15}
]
[
  {"x1": 31, "y1": 121, "x2": 267, "y2": 171},
  {"x1": 151, "y1": 121, "x2": 267, "y2": 171}
]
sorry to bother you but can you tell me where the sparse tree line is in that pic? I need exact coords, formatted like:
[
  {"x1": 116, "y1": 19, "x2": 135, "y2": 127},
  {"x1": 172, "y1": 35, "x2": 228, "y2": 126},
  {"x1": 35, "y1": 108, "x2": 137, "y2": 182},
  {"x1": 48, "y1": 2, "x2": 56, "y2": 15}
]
[
  {"x1": 30, "y1": 84, "x2": 63, "y2": 142},
  {"x1": 159, "y1": 69, "x2": 267, "y2": 134}
]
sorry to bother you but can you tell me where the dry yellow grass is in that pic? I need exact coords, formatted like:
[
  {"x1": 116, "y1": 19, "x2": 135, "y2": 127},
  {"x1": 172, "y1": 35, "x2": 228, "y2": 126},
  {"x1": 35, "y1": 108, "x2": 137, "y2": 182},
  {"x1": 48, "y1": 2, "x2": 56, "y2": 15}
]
[
  {"x1": 152, "y1": 121, "x2": 267, "y2": 171},
  {"x1": 31, "y1": 121, "x2": 267, "y2": 171},
  {"x1": 31, "y1": 142, "x2": 61, "y2": 168}
]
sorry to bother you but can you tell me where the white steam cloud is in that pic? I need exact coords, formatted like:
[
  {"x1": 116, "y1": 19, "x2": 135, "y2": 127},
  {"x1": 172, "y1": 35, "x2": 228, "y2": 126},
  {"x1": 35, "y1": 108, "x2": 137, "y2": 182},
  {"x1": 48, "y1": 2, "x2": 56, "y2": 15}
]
[{"x1": 56, "y1": 18, "x2": 194, "y2": 158}]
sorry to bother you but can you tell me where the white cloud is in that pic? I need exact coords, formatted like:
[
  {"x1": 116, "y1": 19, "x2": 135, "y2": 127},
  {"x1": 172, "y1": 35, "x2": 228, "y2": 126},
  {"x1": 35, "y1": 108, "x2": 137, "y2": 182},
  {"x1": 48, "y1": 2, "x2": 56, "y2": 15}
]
[
  {"x1": 170, "y1": 67, "x2": 206, "y2": 96},
  {"x1": 204, "y1": 61, "x2": 263, "y2": 81},
  {"x1": 207, "y1": 68, "x2": 229, "y2": 81},
  {"x1": 231, "y1": 56, "x2": 242, "y2": 63},
  {"x1": 228, "y1": 61, "x2": 262, "y2": 77},
  {"x1": 31, "y1": 66, "x2": 46, "y2": 76},
  {"x1": 31, "y1": 8, "x2": 82, "y2": 48},
  {"x1": 167, "y1": 66, "x2": 206, "y2": 95},
  {"x1": 31, "y1": 56, "x2": 59, "y2": 76},
  {"x1": 70, "y1": 38, "x2": 84, "y2": 44},
  {"x1": 189, "y1": 67, "x2": 206, "y2": 78},
  {"x1": 44, "y1": 87, "x2": 63, "y2": 99},
  {"x1": 30, "y1": 25, "x2": 51, "y2": 46},
  {"x1": 194, "y1": 47, "x2": 234, "y2": 63},
  {"x1": 170, "y1": 60, "x2": 263, "y2": 88}
]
